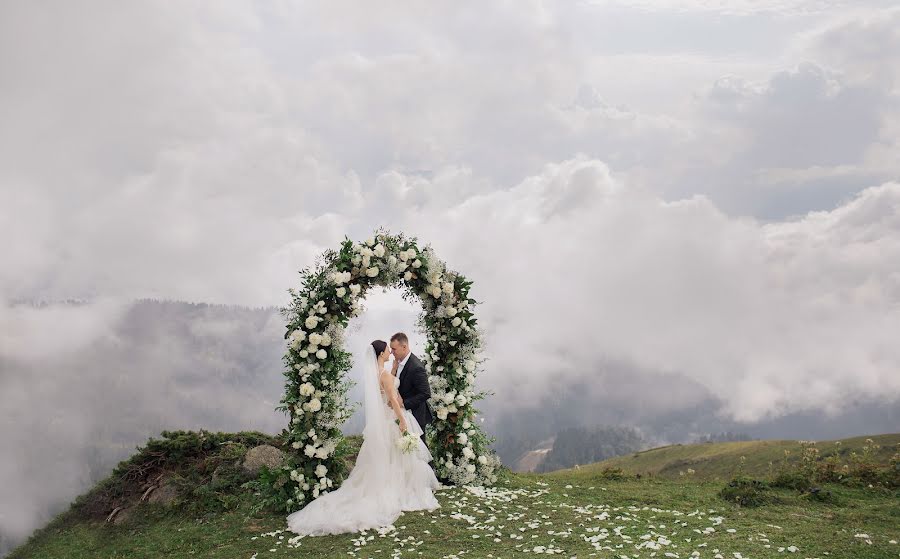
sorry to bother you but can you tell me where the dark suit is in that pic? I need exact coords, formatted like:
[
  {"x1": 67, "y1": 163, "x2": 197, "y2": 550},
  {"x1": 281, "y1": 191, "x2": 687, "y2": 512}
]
[{"x1": 397, "y1": 353, "x2": 433, "y2": 448}]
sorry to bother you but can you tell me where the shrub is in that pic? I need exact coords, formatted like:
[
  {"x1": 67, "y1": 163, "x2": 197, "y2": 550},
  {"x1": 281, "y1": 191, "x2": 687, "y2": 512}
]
[
  {"x1": 719, "y1": 476, "x2": 774, "y2": 507},
  {"x1": 596, "y1": 467, "x2": 629, "y2": 481}
]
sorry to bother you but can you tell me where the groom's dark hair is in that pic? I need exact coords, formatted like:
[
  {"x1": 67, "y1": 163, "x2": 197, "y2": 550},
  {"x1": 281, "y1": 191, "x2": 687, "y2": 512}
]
[
  {"x1": 390, "y1": 332, "x2": 409, "y2": 345},
  {"x1": 371, "y1": 340, "x2": 387, "y2": 356}
]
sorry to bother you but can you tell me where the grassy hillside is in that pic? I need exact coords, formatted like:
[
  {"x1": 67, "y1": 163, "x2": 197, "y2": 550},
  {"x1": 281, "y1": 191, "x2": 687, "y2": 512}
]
[
  {"x1": 9, "y1": 432, "x2": 900, "y2": 559},
  {"x1": 560, "y1": 433, "x2": 900, "y2": 480}
]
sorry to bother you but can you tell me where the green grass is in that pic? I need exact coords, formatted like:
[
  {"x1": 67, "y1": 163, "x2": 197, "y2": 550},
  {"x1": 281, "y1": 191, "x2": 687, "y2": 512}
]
[
  {"x1": 9, "y1": 433, "x2": 900, "y2": 559},
  {"x1": 562, "y1": 433, "x2": 900, "y2": 481}
]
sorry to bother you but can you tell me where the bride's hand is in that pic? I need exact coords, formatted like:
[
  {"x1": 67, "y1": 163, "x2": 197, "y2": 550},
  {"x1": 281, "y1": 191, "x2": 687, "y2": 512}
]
[{"x1": 399, "y1": 418, "x2": 409, "y2": 433}]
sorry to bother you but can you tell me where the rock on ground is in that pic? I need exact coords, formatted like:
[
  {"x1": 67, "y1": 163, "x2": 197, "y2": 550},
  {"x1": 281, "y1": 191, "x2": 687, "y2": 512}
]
[{"x1": 242, "y1": 444, "x2": 285, "y2": 475}]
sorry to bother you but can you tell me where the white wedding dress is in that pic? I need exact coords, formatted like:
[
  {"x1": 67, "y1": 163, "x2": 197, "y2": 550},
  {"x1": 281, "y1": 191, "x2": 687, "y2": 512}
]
[{"x1": 286, "y1": 351, "x2": 440, "y2": 536}]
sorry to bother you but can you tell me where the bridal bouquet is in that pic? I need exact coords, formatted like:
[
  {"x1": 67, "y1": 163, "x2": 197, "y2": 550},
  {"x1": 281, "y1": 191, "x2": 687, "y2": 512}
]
[{"x1": 396, "y1": 431, "x2": 419, "y2": 454}]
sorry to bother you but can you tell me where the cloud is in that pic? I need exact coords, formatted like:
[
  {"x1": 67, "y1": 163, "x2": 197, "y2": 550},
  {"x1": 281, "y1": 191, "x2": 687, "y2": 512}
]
[{"x1": 375, "y1": 158, "x2": 900, "y2": 422}]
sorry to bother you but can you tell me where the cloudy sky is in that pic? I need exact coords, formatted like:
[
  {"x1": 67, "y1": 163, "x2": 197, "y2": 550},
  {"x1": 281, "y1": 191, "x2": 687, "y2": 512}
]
[{"x1": 3, "y1": 1, "x2": 900, "y2": 443}]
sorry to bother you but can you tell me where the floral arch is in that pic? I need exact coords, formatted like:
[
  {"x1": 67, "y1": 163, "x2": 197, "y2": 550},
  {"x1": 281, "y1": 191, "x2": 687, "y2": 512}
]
[{"x1": 272, "y1": 231, "x2": 500, "y2": 511}]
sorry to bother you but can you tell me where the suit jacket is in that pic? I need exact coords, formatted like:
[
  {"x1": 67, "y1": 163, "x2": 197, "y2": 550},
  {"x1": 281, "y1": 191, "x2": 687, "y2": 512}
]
[{"x1": 397, "y1": 353, "x2": 433, "y2": 429}]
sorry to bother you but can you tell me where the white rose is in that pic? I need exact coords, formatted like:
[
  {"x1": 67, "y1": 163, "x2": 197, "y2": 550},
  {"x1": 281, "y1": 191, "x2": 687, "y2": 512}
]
[
  {"x1": 412, "y1": 259, "x2": 422, "y2": 269},
  {"x1": 457, "y1": 433, "x2": 468, "y2": 445},
  {"x1": 336, "y1": 287, "x2": 346, "y2": 297},
  {"x1": 308, "y1": 398, "x2": 322, "y2": 412},
  {"x1": 446, "y1": 307, "x2": 457, "y2": 317},
  {"x1": 303, "y1": 445, "x2": 315, "y2": 456},
  {"x1": 309, "y1": 333, "x2": 322, "y2": 346},
  {"x1": 465, "y1": 373, "x2": 475, "y2": 385},
  {"x1": 478, "y1": 455, "x2": 488, "y2": 465},
  {"x1": 299, "y1": 350, "x2": 309, "y2": 358},
  {"x1": 465, "y1": 360, "x2": 476, "y2": 373},
  {"x1": 444, "y1": 392, "x2": 457, "y2": 404},
  {"x1": 404, "y1": 271, "x2": 413, "y2": 281},
  {"x1": 299, "y1": 383, "x2": 315, "y2": 396},
  {"x1": 312, "y1": 487, "x2": 320, "y2": 498},
  {"x1": 466, "y1": 464, "x2": 476, "y2": 473},
  {"x1": 387, "y1": 255, "x2": 397, "y2": 267},
  {"x1": 366, "y1": 267, "x2": 379, "y2": 277},
  {"x1": 349, "y1": 284, "x2": 361, "y2": 296},
  {"x1": 289, "y1": 329, "x2": 307, "y2": 342},
  {"x1": 365, "y1": 237, "x2": 375, "y2": 246},
  {"x1": 316, "y1": 349, "x2": 327, "y2": 360},
  {"x1": 406, "y1": 248, "x2": 417, "y2": 258},
  {"x1": 436, "y1": 407, "x2": 449, "y2": 420},
  {"x1": 292, "y1": 441, "x2": 301, "y2": 449},
  {"x1": 462, "y1": 420, "x2": 471, "y2": 429},
  {"x1": 315, "y1": 464, "x2": 328, "y2": 477},
  {"x1": 451, "y1": 317, "x2": 462, "y2": 327},
  {"x1": 373, "y1": 244, "x2": 385, "y2": 257},
  {"x1": 351, "y1": 254, "x2": 362, "y2": 265},
  {"x1": 442, "y1": 282, "x2": 454, "y2": 294},
  {"x1": 456, "y1": 395, "x2": 468, "y2": 407},
  {"x1": 305, "y1": 316, "x2": 318, "y2": 329},
  {"x1": 302, "y1": 483, "x2": 310, "y2": 490},
  {"x1": 319, "y1": 333, "x2": 332, "y2": 346}
]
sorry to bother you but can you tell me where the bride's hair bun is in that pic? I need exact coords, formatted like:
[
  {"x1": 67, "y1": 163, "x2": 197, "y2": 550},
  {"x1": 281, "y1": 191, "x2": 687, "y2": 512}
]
[{"x1": 371, "y1": 339, "x2": 387, "y2": 356}]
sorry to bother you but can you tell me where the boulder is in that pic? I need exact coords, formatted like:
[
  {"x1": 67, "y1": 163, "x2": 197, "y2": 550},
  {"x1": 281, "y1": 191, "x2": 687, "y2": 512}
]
[
  {"x1": 242, "y1": 444, "x2": 285, "y2": 475},
  {"x1": 112, "y1": 506, "x2": 133, "y2": 525},
  {"x1": 147, "y1": 480, "x2": 179, "y2": 505}
]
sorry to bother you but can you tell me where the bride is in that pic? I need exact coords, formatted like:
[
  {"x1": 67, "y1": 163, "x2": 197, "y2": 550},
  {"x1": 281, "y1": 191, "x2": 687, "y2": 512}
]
[{"x1": 286, "y1": 339, "x2": 441, "y2": 536}]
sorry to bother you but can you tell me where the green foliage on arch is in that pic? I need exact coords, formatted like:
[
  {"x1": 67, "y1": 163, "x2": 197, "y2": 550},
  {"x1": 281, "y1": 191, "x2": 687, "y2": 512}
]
[{"x1": 271, "y1": 230, "x2": 501, "y2": 512}]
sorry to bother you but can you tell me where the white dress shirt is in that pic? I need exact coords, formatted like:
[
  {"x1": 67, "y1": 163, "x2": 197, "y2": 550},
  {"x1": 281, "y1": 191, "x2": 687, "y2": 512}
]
[{"x1": 396, "y1": 353, "x2": 412, "y2": 380}]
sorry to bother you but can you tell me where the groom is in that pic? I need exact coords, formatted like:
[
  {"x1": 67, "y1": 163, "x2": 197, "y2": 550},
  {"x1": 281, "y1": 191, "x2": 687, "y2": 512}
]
[{"x1": 389, "y1": 332, "x2": 433, "y2": 449}]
